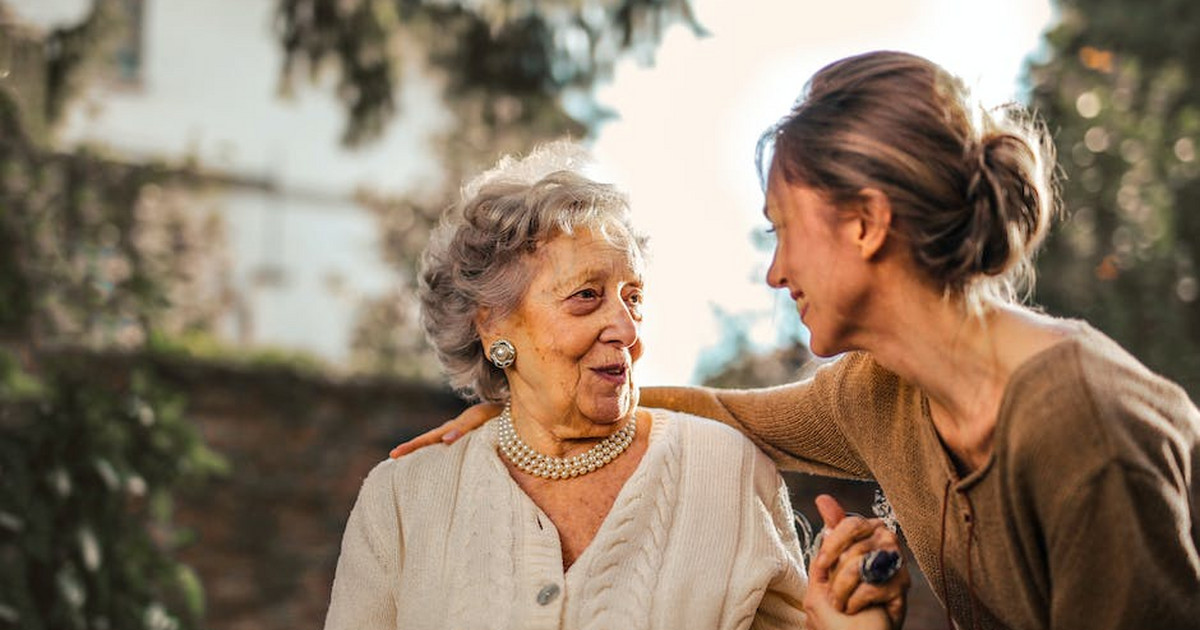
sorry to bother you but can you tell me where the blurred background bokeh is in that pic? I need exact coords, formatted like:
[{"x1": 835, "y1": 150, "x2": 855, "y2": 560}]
[{"x1": 1, "y1": 0, "x2": 1197, "y2": 629}]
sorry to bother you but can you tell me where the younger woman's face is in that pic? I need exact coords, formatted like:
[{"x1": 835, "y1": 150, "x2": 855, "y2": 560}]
[{"x1": 764, "y1": 165, "x2": 871, "y2": 357}]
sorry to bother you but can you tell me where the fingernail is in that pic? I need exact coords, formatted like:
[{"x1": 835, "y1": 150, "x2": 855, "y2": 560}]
[
  {"x1": 389, "y1": 449, "x2": 401, "y2": 459},
  {"x1": 442, "y1": 430, "x2": 460, "y2": 442}
]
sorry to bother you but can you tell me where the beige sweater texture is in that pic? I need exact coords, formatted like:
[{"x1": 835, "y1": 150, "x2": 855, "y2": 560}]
[
  {"x1": 323, "y1": 409, "x2": 807, "y2": 630},
  {"x1": 647, "y1": 322, "x2": 1200, "y2": 630}
]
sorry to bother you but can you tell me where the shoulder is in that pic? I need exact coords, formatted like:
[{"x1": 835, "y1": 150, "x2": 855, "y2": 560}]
[
  {"x1": 649, "y1": 407, "x2": 761, "y2": 454},
  {"x1": 647, "y1": 408, "x2": 784, "y2": 493},
  {"x1": 1001, "y1": 322, "x2": 1199, "y2": 475},
  {"x1": 361, "y1": 427, "x2": 489, "y2": 501}
]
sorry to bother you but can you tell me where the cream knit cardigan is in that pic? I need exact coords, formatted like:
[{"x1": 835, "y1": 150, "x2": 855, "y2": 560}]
[{"x1": 324, "y1": 408, "x2": 807, "y2": 630}]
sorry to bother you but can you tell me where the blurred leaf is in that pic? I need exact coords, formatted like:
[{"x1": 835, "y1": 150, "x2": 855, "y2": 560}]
[{"x1": 1029, "y1": 0, "x2": 1200, "y2": 397}]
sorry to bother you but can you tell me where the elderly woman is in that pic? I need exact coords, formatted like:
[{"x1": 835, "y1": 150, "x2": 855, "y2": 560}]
[{"x1": 324, "y1": 144, "x2": 896, "y2": 629}]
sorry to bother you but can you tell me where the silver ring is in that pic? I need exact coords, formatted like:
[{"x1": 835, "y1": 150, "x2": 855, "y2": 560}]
[{"x1": 859, "y1": 549, "x2": 903, "y2": 585}]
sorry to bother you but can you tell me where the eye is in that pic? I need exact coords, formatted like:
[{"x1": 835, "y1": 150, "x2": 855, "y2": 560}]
[
  {"x1": 624, "y1": 288, "x2": 644, "y2": 319},
  {"x1": 573, "y1": 288, "x2": 601, "y2": 300}
]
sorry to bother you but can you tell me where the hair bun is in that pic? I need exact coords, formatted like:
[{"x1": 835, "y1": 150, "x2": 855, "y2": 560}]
[{"x1": 960, "y1": 129, "x2": 1052, "y2": 281}]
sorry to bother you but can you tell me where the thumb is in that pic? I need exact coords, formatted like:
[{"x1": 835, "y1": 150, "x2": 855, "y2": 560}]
[{"x1": 815, "y1": 494, "x2": 846, "y2": 530}]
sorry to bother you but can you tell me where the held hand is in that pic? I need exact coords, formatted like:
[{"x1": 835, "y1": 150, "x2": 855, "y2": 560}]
[
  {"x1": 807, "y1": 495, "x2": 909, "y2": 629},
  {"x1": 389, "y1": 402, "x2": 501, "y2": 458},
  {"x1": 803, "y1": 575, "x2": 891, "y2": 630}
]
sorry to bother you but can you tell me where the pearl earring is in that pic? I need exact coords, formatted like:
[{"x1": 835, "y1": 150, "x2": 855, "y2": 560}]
[{"x1": 488, "y1": 339, "x2": 516, "y2": 368}]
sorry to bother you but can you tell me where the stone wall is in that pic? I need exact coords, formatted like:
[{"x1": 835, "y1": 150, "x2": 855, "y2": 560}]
[{"x1": 151, "y1": 358, "x2": 464, "y2": 630}]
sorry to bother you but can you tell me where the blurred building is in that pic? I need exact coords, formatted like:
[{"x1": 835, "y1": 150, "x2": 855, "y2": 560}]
[
  {"x1": 3, "y1": 4, "x2": 462, "y2": 627},
  {"x1": 7, "y1": 0, "x2": 449, "y2": 365}
]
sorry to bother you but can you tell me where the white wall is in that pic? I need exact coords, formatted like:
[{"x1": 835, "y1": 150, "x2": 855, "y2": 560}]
[{"x1": 10, "y1": 0, "x2": 450, "y2": 364}]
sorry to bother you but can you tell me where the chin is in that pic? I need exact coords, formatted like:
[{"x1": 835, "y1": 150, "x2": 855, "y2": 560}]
[
  {"x1": 582, "y1": 389, "x2": 636, "y2": 425},
  {"x1": 806, "y1": 333, "x2": 846, "y2": 358}
]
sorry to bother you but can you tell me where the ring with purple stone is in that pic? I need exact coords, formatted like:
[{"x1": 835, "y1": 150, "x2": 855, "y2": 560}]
[{"x1": 859, "y1": 549, "x2": 903, "y2": 585}]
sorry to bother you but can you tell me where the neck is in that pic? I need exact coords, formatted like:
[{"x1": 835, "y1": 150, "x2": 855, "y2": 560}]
[
  {"x1": 854, "y1": 289, "x2": 1029, "y2": 472},
  {"x1": 507, "y1": 397, "x2": 634, "y2": 459}
]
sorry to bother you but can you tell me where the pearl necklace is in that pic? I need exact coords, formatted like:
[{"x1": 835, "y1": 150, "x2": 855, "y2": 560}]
[{"x1": 494, "y1": 404, "x2": 636, "y2": 480}]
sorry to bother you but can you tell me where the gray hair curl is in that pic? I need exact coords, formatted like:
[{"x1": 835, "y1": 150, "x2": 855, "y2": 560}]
[{"x1": 418, "y1": 142, "x2": 648, "y2": 402}]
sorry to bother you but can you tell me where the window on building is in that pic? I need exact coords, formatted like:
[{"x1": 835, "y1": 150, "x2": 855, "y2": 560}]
[{"x1": 109, "y1": 0, "x2": 144, "y2": 86}]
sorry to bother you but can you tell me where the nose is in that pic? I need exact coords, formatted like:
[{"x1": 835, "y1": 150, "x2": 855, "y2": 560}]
[
  {"x1": 600, "y1": 297, "x2": 640, "y2": 348},
  {"x1": 766, "y1": 250, "x2": 786, "y2": 289}
]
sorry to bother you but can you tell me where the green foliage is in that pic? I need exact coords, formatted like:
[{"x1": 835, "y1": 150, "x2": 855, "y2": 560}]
[
  {"x1": 0, "y1": 87, "x2": 167, "y2": 348},
  {"x1": 1, "y1": 13, "x2": 227, "y2": 628},
  {"x1": 1029, "y1": 0, "x2": 1200, "y2": 396},
  {"x1": 310, "y1": 0, "x2": 707, "y2": 377},
  {"x1": 147, "y1": 330, "x2": 331, "y2": 377},
  {"x1": 0, "y1": 351, "x2": 225, "y2": 630},
  {"x1": 276, "y1": 0, "x2": 705, "y2": 146},
  {"x1": 42, "y1": 0, "x2": 129, "y2": 126}
]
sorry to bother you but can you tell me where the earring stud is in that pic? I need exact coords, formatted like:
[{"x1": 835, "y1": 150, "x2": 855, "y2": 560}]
[{"x1": 489, "y1": 339, "x2": 516, "y2": 368}]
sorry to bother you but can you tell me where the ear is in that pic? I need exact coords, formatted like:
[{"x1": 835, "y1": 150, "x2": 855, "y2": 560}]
[
  {"x1": 853, "y1": 188, "x2": 893, "y2": 260},
  {"x1": 474, "y1": 307, "x2": 496, "y2": 343}
]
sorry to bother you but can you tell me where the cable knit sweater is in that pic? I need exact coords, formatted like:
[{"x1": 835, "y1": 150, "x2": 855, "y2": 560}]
[
  {"x1": 644, "y1": 321, "x2": 1200, "y2": 630},
  {"x1": 323, "y1": 409, "x2": 807, "y2": 630}
]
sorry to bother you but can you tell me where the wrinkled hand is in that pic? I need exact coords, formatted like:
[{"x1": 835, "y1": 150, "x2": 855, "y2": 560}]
[
  {"x1": 389, "y1": 402, "x2": 500, "y2": 458},
  {"x1": 804, "y1": 570, "x2": 891, "y2": 630},
  {"x1": 805, "y1": 495, "x2": 909, "y2": 630}
]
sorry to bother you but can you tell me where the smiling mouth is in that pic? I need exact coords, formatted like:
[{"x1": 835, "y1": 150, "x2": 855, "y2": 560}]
[
  {"x1": 790, "y1": 291, "x2": 809, "y2": 318},
  {"x1": 592, "y1": 364, "x2": 629, "y2": 384}
]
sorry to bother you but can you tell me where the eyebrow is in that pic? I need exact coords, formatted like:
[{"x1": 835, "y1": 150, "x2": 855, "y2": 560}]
[{"x1": 553, "y1": 265, "x2": 644, "y2": 293}]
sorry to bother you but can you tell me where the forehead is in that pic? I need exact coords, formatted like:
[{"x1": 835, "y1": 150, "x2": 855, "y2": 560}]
[
  {"x1": 531, "y1": 228, "x2": 644, "y2": 284},
  {"x1": 764, "y1": 164, "x2": 792, "y2": 219}
]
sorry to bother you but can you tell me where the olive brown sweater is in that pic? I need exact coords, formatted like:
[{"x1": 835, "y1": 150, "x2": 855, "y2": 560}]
[{"x1": 644, "y1": 322, "x2": 1200, "y2": 630}]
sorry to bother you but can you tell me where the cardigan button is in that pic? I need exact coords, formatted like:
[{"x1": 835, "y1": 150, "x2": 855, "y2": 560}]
[{"x1": 536, "y1": 583, "x2": 561, "y2": 605}]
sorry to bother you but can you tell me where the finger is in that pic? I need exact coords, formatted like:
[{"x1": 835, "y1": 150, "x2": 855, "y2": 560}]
[
  {"x1": 809, "y1": 495, "x2": 848, "y2": 582},
  {"x1": 812, "y1": 514, "x2": 882, "y2": 578},
  {"x1": 886, "y1": 586, "x2": 909, "y2": 629},
  {"x1": 843, "y1": 564, "x2": 909, "y2": 615},
  {"x1": 390, "y1": 403, "x2": 500, "y2": 458},
  {"x1": 826, "y1": 546, "x2": 869, "y2": 609},
  {"x1": 815, "y1": 494, "x2": 846, "y2": 529},
  {"x1": 842, "y1": 583, "x2": 890, "y2": 614},
  {"x1": 390, "y1": 423, "x2": 454, "y2": 458},
  {"x1": 828, "y1": 529, "x2": 904, "y2": 607}
]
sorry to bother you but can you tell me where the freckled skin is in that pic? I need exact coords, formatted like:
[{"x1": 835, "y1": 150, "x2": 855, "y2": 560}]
[{"x1": 489, "y1": 228, "x2": 646, "y2": 445}]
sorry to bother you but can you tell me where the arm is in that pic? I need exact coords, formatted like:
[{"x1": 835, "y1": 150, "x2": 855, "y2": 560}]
[
  {"x1": 641, "y1": 354, "x2": 879, "y2": 478},
  {"x1": 392, "y1": 355, "x2": 879, "y2": 477},
  {"x1": 750, "y1": 463, "x2": 808, "y2": 630},
  {"x1": 749, "y1": 449, "x2": 903, "y2": 630},
  {"x1": 324, "y1": 464, "x2": 399, "y2": 630},
  {"x1": 1047, "y1": 462, "x2": 1200, "y2": 630}
]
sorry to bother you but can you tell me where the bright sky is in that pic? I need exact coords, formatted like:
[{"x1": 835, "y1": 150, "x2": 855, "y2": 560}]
[{"x1": 590, "y1": 0, "x2": 1054, "y2": 385}]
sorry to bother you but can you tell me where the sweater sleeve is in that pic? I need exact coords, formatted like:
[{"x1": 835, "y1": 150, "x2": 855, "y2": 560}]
[
  {"x1": 324, "y1": 462, "x2": 400, "y2": 630},
  {"x1": 1047, "y1": 461, "x2": 1200, "y2": 630},
  {"x1": 641, "y1": 354, "x2": 877, "y2": 478},
  {"x1": 749, "y1": 446, "x2": 808, "y2": 630}
]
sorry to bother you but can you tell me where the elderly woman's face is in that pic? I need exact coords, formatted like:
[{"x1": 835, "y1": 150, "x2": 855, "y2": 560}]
[{"x1": 494, "y1": 227, "x2": 644, "y2": 428}]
